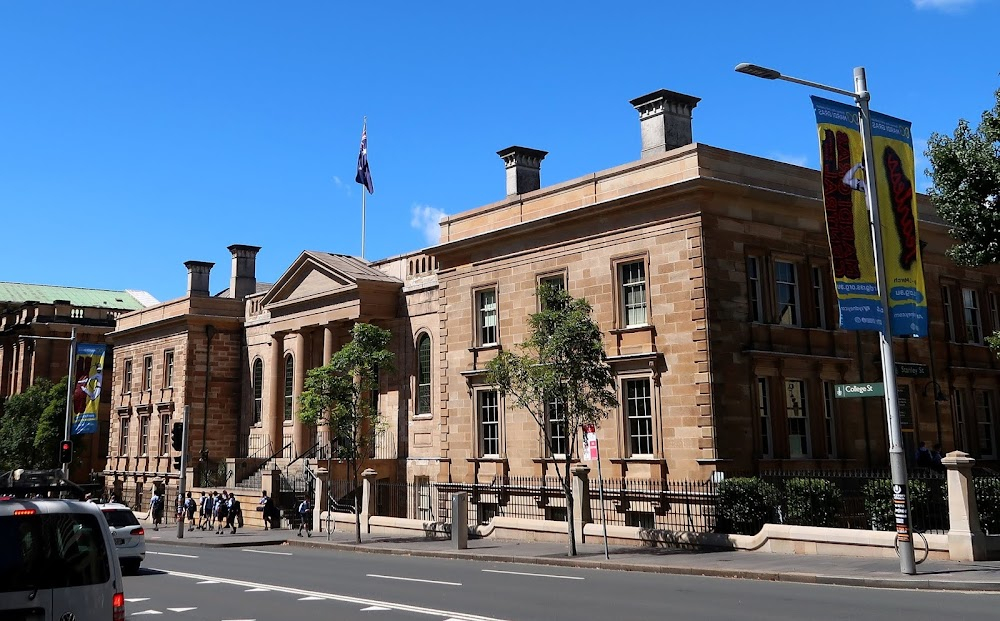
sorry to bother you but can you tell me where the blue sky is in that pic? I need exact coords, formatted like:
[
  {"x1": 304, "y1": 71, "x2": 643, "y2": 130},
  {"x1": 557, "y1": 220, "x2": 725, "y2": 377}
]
[{"x1": 1, "y1": 0, "x2": 997, "y2": 303}]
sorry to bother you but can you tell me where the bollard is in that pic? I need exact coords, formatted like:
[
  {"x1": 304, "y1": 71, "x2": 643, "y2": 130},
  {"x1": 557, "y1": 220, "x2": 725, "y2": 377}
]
[{"x1": 451, "y1": 492, "x2": 468, "y2": 550}]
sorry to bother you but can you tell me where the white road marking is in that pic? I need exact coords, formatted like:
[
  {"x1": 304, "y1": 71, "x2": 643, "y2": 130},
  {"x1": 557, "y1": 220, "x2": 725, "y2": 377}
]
[
  {"x1": 244, "y1": 587, "x2": 270, "y2": 592},
  {"x1": 160, "y1": 569, "x2": 506, "y2": 621},
  {"x1": 360, "y1": 606, "x2": 391, "y2": 611},
  {"x1": 167, "y1": 608, "x2": 197, "y2": 613},
  {"x1": 366, "y1": 574, "x2": 461, "y2": 586},
  {"x1": 482, "y1": 569, "x2": 584, "y2": 580},
  {"x1": 125, "y1": 597, "x2": 150, "y2": 602},
  {"x1": 298, "y1": 596, "x2": 324, "y2": 601},
  {"x1": 242, "y1": 548, "x2": 293, "y2": 556},
  {"x1": 132, "y1": 610, "x2": 162, "y2": 616},
  {"x1": 146, "y1": 551, "x2": 199, "y2": 558},
  {"x1": 196, "y1": 580, "x2": 219, "y2": 584}
]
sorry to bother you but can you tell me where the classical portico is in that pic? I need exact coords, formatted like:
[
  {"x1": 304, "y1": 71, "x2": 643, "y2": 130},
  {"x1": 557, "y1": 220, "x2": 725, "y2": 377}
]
[{"x1": 247, "y1": 251, "x2": 404, "y2": 460}]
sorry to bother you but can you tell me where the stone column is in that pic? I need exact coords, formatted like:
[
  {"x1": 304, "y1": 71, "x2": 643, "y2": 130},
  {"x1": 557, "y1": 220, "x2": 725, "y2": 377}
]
[
  {"x1": 0, "y1": 339, "x2": 11, "y2": 397},
  {"x1": 313, "y1": 466, "x2": 328, "y2": 532},
  {"x1": 269, "y1": 333, "x2": 285, "y2": 453},
  {"x1": 571, "y1": 465, "x2": 592, "y2": 545},
  {"x1": 361, "y1": 468, "x2": 378, "y2": 533},
  {"x1": 292, "y1": 332, "x2": 308, "y2": 454},
  {"x1": 320, "y1": 326, "x2": 336, "y2": 452},
  {"x1": 942, "y1": 451, "x2": 987, "y2": 561}
]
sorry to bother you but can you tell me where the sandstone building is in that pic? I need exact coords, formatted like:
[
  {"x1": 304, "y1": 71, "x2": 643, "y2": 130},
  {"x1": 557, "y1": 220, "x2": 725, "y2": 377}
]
[{"x1": 103, "y1": 88, "x2": 1000, "y2": 510}]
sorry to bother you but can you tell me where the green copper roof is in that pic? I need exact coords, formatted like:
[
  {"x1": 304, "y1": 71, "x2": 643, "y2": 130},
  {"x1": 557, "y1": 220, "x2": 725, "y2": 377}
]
[{"x1": 0, "y1": 282, "x2": 153, "y2": 310}]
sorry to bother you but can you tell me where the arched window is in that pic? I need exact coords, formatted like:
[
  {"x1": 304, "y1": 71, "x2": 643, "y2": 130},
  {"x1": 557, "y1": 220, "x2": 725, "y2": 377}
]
[
  {"x1": 283, "y1": 354, "x2": 294, "y2": 422},
  {"x1": 416, "y1": 334, "x2": 431, "y2": 415},
  {"x1": 252, "y1": 359, "x2": 264, "y2": 425}
]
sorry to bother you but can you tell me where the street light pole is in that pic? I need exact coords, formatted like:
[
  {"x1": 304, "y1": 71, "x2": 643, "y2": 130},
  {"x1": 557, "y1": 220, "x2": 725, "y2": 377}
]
[
  {"x1": 62, "y1": 327, "x2": 78, "y2": 480},
  {"x1": 735, "y1": 63, "x2": 917, "y2": 575}
]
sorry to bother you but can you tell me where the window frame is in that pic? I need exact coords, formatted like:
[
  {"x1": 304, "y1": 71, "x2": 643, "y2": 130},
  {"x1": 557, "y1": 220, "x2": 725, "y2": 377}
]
[
  {"x1": 774, "y1": 260, "x2": 801, "y2": 327},
  {"x1": 118, "y1": 416, "x2": 130, "y2": 456},
  {"x1": 954, "y1": 389, "x2": 968, "y2": 451},
  {"x1": 942, "y1": 285, "x2": 957, "y2": 342},
  {"x1": 784, "y1": 379, "x2": 811, "y2": 458},
  {"x1": 624, "y1": 377, "x2": 655, "y2": 457},
  {"x1": 537, "y1": 272, "x2": 567, "y2": 311},
  {"x1": 475, "y1": 287, "x2": 499, "y2": 347},
  {"x1": 545, "y1": 393, "x2": 568, "y2": 458},
  {"x1": 159, "y1": 415, "x2": 171, "y2": 455},
  {"x1": 747, "y1": 256, "x2": 764, "y2": 323},
  {"x1": 138, "y1": 415, "x2": 150, "y2": 456},
  {"x1": 164, "y1": 350, "x2": 174, "y2": 389},
  {"x1": 811, "y1": 265, "x2": 828, "y2": 329},
  {"x1": 416, "y1": 333, "x2": 432, "y2": 416},
  {"x1": 977, "y1": 390, "x2": 997, "y2": 459},
  {"x1": 963, "y1": 287, "x2": 984, "y2": 344},
  {"x1": 477, "y1": 389, "x2": 501, "y2": 458},
  {"x1": 616, "y1": 258, "x2": 649, "y2": 329},
  {"x1": 122, "y1": 359, "x2": 133, "y2": 395},
  {"x1": 756, "y1": 377, "x2": 772, "y2": 458},
  {"x1": 252, "y1": 358, "x2": 264, "y2": 425},
  {"x1": 989, "y1": 291, "x2": 1000, "y2": 337},
  {"x1": 823, "y1": 380, "x2": 837, "y2": 458},
  {"x1": 283, "y1": 353, "x2": 294, "y2": 422},
  {"x1": 142, "y1": 355, "x2": 153, "y2": 392}
]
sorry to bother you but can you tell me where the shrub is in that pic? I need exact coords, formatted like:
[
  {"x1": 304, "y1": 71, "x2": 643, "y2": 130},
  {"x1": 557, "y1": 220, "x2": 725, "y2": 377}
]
[
  {"x1": 862, "y1": 479, "x2": 928, "y2": 531},
  {"x1": 782, "y1": 478, "x2": 842, "y2": 527},
  {"x1": 975, "y1": 477, "x2": 1000, "y2": 535},
  {"x1": 716, "y1": 477, "x2": 778, "y2": 535}
]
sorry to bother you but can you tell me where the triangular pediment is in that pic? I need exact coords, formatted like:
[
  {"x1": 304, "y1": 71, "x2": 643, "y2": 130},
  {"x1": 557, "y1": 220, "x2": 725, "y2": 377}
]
[{"x1": 260, "y1": 251, "x2": 401, "y2": 309}]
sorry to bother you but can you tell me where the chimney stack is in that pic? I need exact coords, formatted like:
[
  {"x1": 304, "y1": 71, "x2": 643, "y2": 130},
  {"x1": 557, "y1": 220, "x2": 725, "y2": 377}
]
[
  {"x1": 184, "y1": 261, "x2": 214, "y2": 297},
  {"x1": 497, "y1": 146, "x2": 548, "y2": 196},
  {"x1": 630, "y1": 89, "x2": 701, "y2": 158},
  {"x1": 227, "y1": 244, "x2": 261, "y2": 300}
]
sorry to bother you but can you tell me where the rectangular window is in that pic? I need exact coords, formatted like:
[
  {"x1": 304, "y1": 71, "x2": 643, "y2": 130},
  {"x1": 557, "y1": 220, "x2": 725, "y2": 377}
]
[
  {"x1": 990, "y1": 292, "x2": 1000, "y2": 335},
  {"x1": 478, "y1": 390, "x2": 500, "y2": 457},
  {"x1": 747, "y1": 257, "x2": 763, "y2": 323},
  {"x1": 964, "y1": 288, "x2": 983, "y2": 344},
  {"x1": 954, "y1": 390, "x2": 967, "y2": 451},
  {"x1": 160, "y1": 416, "x2": 170, "y2": 455},
  {"x1": 774, "y1": 261, "x2": 800, "y2": 326},
  {"x1": 164, "y1": 350, "x2": 174, "y2": 388},
  {"x1": 977, "y1": 391, "x2": 996, "y2": 459},
  {"x1": 785, "y1": 379, "x2": 810, "y2": 458},
  {"x1": 118, "y1": 417, "x2": 130, "y2": 456},
  {"x1": 625, "y1": 378, "x2": 654, "y2": 456},
  {"x1": 123, "y1": 359, "x2": 133, "y2": 394},
  {"x1": 139, "y1": 416, "x2": 149, "y2": 455},
  {"x1": 943, "y1": 286, "x2": 956, "y2": 342},
  {"x1": 539, "y1": 274, "x2": 566, "y2": 311},
  {"x1": 546, "y1": 394, "x2": 567, "y2": 457},
  {"x1": 823, "y1": 381, "x2": 837, "y2": 458},
  {"x1": 619, "y1": 261, "x2": 648, "y2": 327},
  {"x1": 476, "y1": 289, "x2": 498, "y2": 346},
  {"x1": 757, "y1": 377, "x2": 772, "y2": 458},
  {"x1": 415, "y1": 477, "x2": 432, "y2": 521},
  {"x1": 143, "y1": 355, "x2": 153, "y2": 391},
  {"x1": 811, "y1": 266, "x2": 827, "y2": 329}
]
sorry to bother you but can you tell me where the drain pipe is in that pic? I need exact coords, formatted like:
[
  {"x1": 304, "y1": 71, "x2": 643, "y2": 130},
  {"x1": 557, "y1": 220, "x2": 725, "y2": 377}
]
[{"x1": 200, "y1": 325, "x2": 216, "y2": 484}]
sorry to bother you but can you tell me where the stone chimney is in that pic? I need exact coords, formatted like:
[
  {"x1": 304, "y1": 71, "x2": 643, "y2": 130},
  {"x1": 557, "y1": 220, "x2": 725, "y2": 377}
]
[
  {"x1": 227, "y1": 244, "x2": 261, "y2": 300},
  {"x1": 630, "y1": 89, "x2": 701, "y2": 158},
  {"x1": 184, "y1": 261, "x2": 214, "y2": 297},
  {"x1": 497, "y1": 146, "x2": 548, "y2": 196}
]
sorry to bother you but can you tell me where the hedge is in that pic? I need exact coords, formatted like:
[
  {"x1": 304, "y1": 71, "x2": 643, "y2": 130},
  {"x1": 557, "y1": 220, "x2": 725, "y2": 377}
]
[{"x1": 716, "y1": 477, "x2": 778, "y2": 535}]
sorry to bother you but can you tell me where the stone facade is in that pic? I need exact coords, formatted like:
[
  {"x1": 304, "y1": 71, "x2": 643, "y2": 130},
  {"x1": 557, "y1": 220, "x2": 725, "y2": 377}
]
[{"x1": 103, "y1": 88, "x2": 1000, "y2": 512}]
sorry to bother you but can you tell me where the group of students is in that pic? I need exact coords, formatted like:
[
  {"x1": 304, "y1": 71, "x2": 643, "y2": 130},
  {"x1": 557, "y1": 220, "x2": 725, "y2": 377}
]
[{"x1": 146, "y1": 489, "x2": 246, "y2": 534}]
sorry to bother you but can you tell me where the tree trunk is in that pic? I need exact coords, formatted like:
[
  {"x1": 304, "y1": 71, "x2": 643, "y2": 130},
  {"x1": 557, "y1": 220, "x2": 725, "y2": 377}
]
[
  {"x1": 563, "y1": 458, "x2": 577, "y2": 557},
  {"x1": 352, "y1": 465, "x2": 362, "y2": 543}
]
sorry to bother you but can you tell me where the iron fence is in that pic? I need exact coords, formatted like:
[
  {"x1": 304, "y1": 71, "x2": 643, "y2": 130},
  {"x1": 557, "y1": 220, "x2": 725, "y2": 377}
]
[{"x1": 590, "y1": 478, "x2": 718, "y2": 532}]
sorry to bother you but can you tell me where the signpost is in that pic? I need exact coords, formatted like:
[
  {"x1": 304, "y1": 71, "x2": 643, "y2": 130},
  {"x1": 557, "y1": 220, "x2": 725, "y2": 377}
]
[
  {"x1": 834, "y1": 382, "x2": 885, "y2": 398},
  {"x1": 581, "y1": 424, "x2": 609, "y2": 560}
]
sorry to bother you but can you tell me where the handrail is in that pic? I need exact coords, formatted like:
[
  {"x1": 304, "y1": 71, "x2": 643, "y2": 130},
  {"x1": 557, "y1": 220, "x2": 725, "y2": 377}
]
[
  {"x1": 285, "y1": 441, "x2": 320, "y2": 472},
  {"x1": 246, "y1": 440, "x2": 274, "y2": 461}
]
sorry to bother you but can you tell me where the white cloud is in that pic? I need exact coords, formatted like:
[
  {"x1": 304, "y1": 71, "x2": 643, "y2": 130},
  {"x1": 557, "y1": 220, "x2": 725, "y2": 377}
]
[
  {"x1": 912, "y1": 0, "x2": 976, "y2": 11},
  {"x1": 332, "y1": 175, "x2": 352, "y2": 196},
  {"x1": 770, "y1": 152, "x2": 809, "y2": 167},
  {"x1": 410, "y1": 204, "x2": 447, "y2": 245}
]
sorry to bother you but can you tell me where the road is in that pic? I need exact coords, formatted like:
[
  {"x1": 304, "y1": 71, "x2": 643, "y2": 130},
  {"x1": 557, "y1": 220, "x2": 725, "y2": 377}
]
[{"x1": 127, "y1": 542, "x2": 999, "y2": 621}]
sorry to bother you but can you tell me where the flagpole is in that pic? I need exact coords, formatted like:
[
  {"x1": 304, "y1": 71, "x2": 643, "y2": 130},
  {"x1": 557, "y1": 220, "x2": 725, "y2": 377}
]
[{"x1": 362, "y1": 188, "x2": 366, "y2": 260}]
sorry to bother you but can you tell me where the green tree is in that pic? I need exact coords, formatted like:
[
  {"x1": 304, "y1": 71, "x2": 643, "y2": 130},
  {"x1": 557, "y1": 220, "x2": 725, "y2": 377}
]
[
  {"x1": 0, "y1": 378, "x2": 66, "y2": 472},
  {"x1": 925, "y1": 87, "x2": 1000, "y2": 349},
  {"x1": 486, "y1": 284, "x2": 617, "y2": 557},
  {"x1": 299, "y1": 322, "x2": 395, "y2": 543}
]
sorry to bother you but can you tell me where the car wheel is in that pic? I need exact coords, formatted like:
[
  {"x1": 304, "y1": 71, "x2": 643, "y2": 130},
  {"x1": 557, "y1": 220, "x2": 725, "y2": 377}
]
[{"x1": 122, "y1": 559, "x2": 141, "y2": 575}]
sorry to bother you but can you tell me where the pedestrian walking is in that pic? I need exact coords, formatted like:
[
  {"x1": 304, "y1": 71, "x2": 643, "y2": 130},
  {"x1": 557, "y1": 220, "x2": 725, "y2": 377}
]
[
  {"x1": 147, "y1": 491, "x2": 164, "y2": 531},
  {"x1": 199, "y1": 491, "x2": 213, "y2": 530},
  {"x1": 216, "y1": 492, "x2": 229, "y2": 534},
  {"x1": 297, "y1": 497, "x2": 312, "y2": 537},
  {"x1": 227, "y1": 492, "x2": 242, "y2": 534},
  {"x1": 184, "y1": 491, "x2": 197, "y2": 531},
  {"x1": 257, "y1": 490, "x2": 276, "y2": 530}
]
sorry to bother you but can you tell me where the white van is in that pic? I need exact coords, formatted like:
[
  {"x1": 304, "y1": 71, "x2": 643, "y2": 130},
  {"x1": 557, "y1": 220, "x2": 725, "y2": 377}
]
[{"x1": 0, "y1": 498, "x2": 126, "y2": 621}]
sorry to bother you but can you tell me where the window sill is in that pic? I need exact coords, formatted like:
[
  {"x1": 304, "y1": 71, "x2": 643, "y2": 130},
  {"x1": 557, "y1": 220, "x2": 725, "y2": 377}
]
[
  {"x1": 412, "y1": 414, "x2": 434, "y2": 421},
  {"x1": 467, "y1": 457, "x2": 507, "y2": 463},
  {"x1": 468, "y1": 344, "x2": 501, "y2": 353},
  {"x1": 610, "y1": 457, "x2": 665, "y2": 464},
  {"x1": 608, "y1": 325, "x2": 653, "y2": 335},
  {"x1": 532, "y1": 457, "x2": 579, "y2": 464}
]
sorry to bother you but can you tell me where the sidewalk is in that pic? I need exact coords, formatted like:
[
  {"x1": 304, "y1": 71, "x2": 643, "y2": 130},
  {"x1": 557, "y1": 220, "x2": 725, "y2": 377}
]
[{"x1": 143, "y1": 521, "x2": 1000, "y2": 591}]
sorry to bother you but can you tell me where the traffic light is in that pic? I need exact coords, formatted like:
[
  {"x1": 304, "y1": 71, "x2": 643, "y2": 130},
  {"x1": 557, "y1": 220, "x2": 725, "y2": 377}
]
[
  {"x1": 170, "y1": 422, "x2": 184, "y2": 451},
  {"x1": 59, "y1": 440, "x2": 73, "y2": 464},
  {"x1": 172, "y1": 456, "x2": 181, "y2": 470}
]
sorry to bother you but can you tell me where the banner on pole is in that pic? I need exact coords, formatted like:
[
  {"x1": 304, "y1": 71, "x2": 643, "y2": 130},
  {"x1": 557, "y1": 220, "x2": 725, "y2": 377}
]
[
  {"x1": 71, "y1": 343, "x2": 105, "y2": 435},
  {"x1": 811, "y1": 97, "x2": 927, "y2": 337},
  {"x1": 581, "y1": 424, "x2": 598, "y2": 461}
]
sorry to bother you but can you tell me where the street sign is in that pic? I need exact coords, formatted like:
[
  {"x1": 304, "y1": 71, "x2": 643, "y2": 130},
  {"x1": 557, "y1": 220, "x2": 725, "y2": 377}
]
[
  {"x1": 895, "y1": 362, "x2": 929, "y2": 379},
  {"x1": 834, "y1": 382, "x2": 885, "y2": 398},
  {"x1": 581, "y1": 424, "x2": 598, "y2": 461}
]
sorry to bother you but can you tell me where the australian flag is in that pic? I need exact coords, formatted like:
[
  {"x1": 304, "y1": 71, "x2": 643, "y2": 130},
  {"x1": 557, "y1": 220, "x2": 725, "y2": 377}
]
[{"x1": 355, "y1": 122, "x2": 374, "y2": 195}]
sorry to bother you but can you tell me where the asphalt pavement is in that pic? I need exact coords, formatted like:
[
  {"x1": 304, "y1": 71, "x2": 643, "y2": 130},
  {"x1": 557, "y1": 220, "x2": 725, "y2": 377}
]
[{"x1": 130, "y1": 541, "x2": 1000, "y2": 621}]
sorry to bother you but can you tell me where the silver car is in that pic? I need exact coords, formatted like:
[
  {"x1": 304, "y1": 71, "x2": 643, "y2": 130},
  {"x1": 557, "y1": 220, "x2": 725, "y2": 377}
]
[{"x1": 100, "y1": 504, "x2": 146, "y2": 575}]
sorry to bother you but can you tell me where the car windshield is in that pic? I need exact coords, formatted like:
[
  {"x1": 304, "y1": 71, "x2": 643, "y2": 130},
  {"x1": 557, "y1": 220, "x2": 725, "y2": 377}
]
[
  {"x1": 102, "y1": 509, "x2": 140, "y2": 529},
  {"x1": 0, "y1": 512, "x2": 111, "y2": 592}
]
